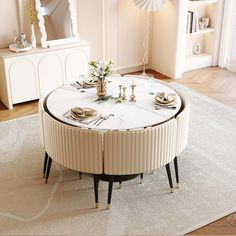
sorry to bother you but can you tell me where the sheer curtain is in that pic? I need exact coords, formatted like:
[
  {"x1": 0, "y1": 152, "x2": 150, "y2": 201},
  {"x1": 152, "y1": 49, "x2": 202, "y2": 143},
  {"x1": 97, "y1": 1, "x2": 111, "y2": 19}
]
[
  {"x1": 228, "y1": 25, "x2": 236, "y2": 71},
  {"x1": 219, "y1": 0, "x2": 236, "y2": 71}
]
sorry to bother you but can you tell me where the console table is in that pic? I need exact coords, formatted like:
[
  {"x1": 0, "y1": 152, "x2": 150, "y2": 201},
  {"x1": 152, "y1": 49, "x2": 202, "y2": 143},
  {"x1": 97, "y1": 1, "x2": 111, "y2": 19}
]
[{"x1": 0, "y1": 41, "x2": 90, "y2": 109}]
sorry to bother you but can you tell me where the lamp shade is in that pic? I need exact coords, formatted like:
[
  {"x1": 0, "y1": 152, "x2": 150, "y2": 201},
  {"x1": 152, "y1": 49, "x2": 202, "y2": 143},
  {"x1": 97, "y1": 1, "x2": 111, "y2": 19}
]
[{"x1": 133, "y1": 0, "x2": 166, "y2": 12}]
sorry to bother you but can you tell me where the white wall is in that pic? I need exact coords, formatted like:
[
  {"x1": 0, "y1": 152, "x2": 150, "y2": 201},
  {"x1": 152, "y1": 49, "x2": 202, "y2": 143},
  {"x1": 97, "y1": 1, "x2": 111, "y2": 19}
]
[
  {"x1": 0, "y1": 0, "x2": 20, "y2": 48},
  {"x1": 106, "y1": 0, "x2": 149, "y2": 71},
  {"x1": 150, "y1": 1, "x2": 182, "y2": 79},
  {"x1": 77, "y1": 0, "x2": 104, "y2": 60}
]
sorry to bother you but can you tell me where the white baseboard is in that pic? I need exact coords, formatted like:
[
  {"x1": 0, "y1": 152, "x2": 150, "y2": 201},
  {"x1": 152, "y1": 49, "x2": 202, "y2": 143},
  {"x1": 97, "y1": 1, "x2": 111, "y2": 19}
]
[
  {"x1": 114, "y1": 63, "x2": 150, "y2": 75},
  {"x1": 228, "y1": 62, "x2": 236, "y2": 72}
]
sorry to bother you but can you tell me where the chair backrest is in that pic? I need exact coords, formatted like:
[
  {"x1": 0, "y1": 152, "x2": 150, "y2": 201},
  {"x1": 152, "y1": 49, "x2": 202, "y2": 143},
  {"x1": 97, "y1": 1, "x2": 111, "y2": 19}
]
[
  {"x1": 103, "y1": 119, "x2": 177, "y2": 175},
  {"x1": 175, "y1": 91, "x2": 190, "y2": 156},
  {"x1": 43, "y1": 112, "x2": 103, "y2": 174}
]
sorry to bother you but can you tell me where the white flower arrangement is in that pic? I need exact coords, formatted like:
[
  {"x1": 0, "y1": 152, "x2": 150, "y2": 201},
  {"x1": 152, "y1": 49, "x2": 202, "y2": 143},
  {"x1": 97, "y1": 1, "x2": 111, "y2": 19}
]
[{"x1": 89, "y1": 60, "x2": 114, "y2": 80}]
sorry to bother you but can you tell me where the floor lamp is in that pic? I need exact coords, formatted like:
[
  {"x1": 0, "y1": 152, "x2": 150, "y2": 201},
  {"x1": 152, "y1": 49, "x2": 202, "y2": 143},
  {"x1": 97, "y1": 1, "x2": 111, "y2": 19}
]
[{"x1": 133, "y1": 0, "x2": 166, "y2": 77}]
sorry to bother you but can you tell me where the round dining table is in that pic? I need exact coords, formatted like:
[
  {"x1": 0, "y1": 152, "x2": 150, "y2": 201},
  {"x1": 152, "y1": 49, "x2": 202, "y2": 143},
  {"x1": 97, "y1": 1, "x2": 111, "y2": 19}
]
[{"x1": 46, "y1": 76, "x2": 182, "y2": 131}]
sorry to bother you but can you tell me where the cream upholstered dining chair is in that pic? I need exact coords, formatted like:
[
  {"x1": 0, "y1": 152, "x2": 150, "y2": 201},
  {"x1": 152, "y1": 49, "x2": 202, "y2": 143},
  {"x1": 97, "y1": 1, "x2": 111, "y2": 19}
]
[
  {"x1": 141, "y1": 79, "x2": 190, "y2": 189},
  {"x1": 173, "y1": 91, "x2": 190, "y2": 188},
  {"x1": 39, "y1": 91, "x2": 104, "y2": 208},
  {"x1": 99, "y1": 118, "x2": 177, "y2": 209},
  {"x1": 43, "y1": 112, "x2": 103, "y2": 171}
]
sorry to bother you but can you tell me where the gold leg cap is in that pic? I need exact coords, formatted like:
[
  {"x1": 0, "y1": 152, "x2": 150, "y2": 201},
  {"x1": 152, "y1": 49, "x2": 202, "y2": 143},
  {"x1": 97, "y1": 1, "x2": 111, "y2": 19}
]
[
  {"x1": 171, "y1": 188, "x2": 174, "y2": 193},
  {"x1": 176, "y1": 183, "x2": 180, "y2": 189},
  {"x1": 95, "y1": 203, "x2": 99, "y2": 209},
  {"x1": 140, "y1": 179, "x2": 144, "y2": 184},
  {"x1": 119, "y1": 183, "x2": 122, "y2": 189},
  {"x1": 107, "y1": 203, "x2": 111, "y2": 209},
  {"x1": 45, "y1": 179, "x2": 48, "y2": 184}
]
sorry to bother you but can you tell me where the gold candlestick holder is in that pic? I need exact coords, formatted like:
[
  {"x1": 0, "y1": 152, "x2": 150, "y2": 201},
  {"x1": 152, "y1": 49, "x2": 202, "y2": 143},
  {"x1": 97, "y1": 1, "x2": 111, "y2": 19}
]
[
  {"x1": 130, "y1": 84, "x2": 136, "y2": 102},
  {"x1": 122, "y1": 86, "x2": 127, "y2": 100},
  {"x1": 118, "y1": 85, "x2": 122, "y2": 98}
]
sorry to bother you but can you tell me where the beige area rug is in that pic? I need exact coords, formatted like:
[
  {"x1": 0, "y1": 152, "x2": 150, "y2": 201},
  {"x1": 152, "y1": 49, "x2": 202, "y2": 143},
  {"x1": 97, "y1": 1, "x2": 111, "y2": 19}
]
[{"x1": 0, "y1": 84, "x2": 236, "y2": 235}]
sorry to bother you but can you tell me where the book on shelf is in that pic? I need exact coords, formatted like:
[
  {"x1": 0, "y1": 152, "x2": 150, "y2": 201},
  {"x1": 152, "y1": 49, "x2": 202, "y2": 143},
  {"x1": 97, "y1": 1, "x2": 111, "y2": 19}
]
[{"x1": 186, "y1": 11, "x2": 199, "y2": 34}]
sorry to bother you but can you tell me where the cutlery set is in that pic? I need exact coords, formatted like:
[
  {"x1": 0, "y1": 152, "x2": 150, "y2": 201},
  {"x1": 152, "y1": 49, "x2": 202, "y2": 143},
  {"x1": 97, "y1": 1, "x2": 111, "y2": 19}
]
[
  {"x1": 93, "y1": 114, "x2": 115, "y2": 126},
  {"x1": 65, "y1": 112, "x2": 115, "y2": 127}
]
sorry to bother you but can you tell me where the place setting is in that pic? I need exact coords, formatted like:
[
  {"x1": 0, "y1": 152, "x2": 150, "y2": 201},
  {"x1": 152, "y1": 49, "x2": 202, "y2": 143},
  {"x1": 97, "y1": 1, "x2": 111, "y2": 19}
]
[
  {"x1": 63, "y1": 107, "x2": 114, "y2": 126},
  {"x1": 71, "y1": 78, "x2": 98, "y2": 90},
  {"x1": 153, "y1": 92, "x2": 177, "y2": 110}
]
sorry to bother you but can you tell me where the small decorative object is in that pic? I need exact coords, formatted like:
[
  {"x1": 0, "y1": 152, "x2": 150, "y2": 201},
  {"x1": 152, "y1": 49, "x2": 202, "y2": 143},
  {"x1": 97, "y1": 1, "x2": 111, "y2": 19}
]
[
  {"x1": 14, "y1": 33, "x2": 28, "y2": 49},
  {"x1": 130, "y1": 83, "x2": 136, "y2": 103},
  {"x1": 28, "y1": 0, "x2": 37, "y2": 48},
  {"x1": 118, "y1": 85, "x2": 123, "y2": 98},
  {"x1": 199, "y1": 21, "x2": 206, "y2": 30},
  {"x1": 193, "y1": 42, "x2": 201, "y2": 55},
  {"x1": 89, "y1": 60, "x2": 113, "y2": 97},
  {"x1": 9, "y1": 42, "x2": 32, "y2": 53},
  {"x1": 30, "y1": 24, "x2": 36, "y2": 48},
  {"x1": 201, "y1": 17, "x2": 210, "y2": 28},
  {"x1": 122, "y1": 86, "x2": 127, "y2": 100}
]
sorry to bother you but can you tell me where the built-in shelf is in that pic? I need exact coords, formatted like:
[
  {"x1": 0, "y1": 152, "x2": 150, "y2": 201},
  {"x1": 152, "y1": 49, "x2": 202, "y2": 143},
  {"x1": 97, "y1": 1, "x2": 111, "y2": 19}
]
[
  {"x1": 185, "y1": 53, "x2": 213, "y2": 71},
  {"x1": 187, "y1": 28, "x2": 215, "y2": 36},
  {"x1": 188, "y1": 0, "x2": 218, "y2": 6}
]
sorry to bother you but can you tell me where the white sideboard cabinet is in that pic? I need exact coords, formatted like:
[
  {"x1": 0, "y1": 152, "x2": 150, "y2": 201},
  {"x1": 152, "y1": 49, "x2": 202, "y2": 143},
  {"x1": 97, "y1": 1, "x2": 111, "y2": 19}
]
[{"x1": 0, "y1": 41, "x2": 90, "y2": 109}]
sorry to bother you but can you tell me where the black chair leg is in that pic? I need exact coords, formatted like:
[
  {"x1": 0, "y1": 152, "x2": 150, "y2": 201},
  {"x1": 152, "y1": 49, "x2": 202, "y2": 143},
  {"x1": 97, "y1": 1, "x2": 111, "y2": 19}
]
[
  {"x1": 107, "y1": 176, "x2": 114, "y2": 209},
  {"x1": 140, "y1": 173, "x2": 144, "y2": 184},
  {"x1": 79, "y1": 172, "x2": 82, "y2": 180},
  {"x1": 174, "y1": 156, "x2": 179, "y2": 188},
  {"x1": 119, "y1": 181, "x2": 122, "y2": 189},
  {"x1": 93, "y1": 175, "x2": 99, "y2": 208},
  {"x1": 165, "y1": 163, "x2": 174, "y2": 193},
  {"x1": 45, "y1": 157, "x2": 52, "y2": 184},
  {"x1": 43, "y1": 152, "x2": 48, "y2": 178}
]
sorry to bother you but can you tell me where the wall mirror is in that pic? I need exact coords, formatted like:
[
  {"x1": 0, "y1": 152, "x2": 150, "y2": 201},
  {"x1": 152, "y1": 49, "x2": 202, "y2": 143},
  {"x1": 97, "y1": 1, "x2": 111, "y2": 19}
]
[{"x1": 35, "y1": 0, "x2": 80, "y2": 47}]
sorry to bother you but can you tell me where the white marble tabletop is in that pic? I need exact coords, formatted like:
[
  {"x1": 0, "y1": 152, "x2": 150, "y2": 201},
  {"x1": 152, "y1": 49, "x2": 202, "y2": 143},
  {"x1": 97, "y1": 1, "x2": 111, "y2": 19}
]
[{"x1": 46, "y1": 76, "x2": 182, "y2": 131}]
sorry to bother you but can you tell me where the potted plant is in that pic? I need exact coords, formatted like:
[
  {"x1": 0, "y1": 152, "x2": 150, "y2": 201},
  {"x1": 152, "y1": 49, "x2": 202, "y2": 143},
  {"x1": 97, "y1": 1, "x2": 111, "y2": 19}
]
[{"x1": 89, "y1": 60, "x2": 113, "y2": 97}]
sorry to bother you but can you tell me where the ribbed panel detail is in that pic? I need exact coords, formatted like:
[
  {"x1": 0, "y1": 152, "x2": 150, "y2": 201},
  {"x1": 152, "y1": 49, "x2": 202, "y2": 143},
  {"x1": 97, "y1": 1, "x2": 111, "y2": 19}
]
[
  {"x1": 43, "y1": 113, "x2": 103, "y2": 174},
  {"x1": 104, "y1": 119, "x2": 177, "y2": 175},
  {"x1": 176, "y1": 94, "x2": 190, "y2": 156},
  {"x1": 38, "y1": 100, "x2": 45, "y2": 148}
]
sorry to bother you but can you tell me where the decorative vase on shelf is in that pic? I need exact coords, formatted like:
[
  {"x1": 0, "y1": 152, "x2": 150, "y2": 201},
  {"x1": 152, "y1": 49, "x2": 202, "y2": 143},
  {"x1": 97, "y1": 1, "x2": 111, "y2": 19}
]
[
  {"x1": 31, "y1": 24, "x2": 36, "y2": 48},
  {"x1": 97, "y1": 79, "x2": 107, "y2": 97}
]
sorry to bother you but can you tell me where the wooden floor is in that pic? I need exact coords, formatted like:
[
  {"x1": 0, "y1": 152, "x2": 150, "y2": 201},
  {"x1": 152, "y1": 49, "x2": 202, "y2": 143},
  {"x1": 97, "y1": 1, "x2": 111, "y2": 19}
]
[{"x1": 0, "y1": 67, "x2": 236, "y2": 234}]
